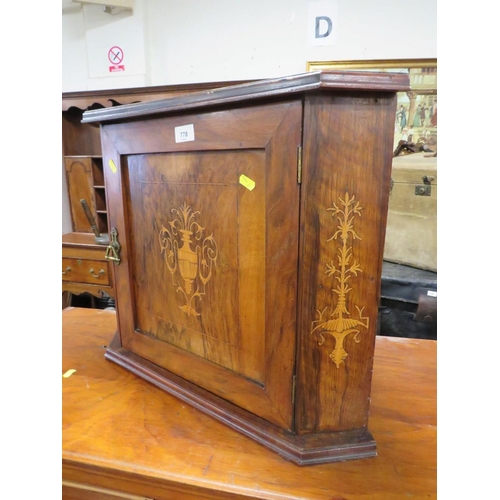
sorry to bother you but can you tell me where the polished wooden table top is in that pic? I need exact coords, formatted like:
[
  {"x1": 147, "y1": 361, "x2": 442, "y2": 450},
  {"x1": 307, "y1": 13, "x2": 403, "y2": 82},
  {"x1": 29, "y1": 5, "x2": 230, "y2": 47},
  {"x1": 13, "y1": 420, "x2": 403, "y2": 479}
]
[{"x1": 62, "y1": 307, "x2": 436, "y2": 500}]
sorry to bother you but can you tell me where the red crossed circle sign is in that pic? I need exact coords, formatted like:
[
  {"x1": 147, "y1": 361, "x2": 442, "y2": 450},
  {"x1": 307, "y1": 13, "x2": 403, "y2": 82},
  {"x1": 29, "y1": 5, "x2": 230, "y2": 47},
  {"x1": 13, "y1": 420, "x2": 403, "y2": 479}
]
[{"x1": 108, "y1": 46, "x2": 124, "y2": 65}]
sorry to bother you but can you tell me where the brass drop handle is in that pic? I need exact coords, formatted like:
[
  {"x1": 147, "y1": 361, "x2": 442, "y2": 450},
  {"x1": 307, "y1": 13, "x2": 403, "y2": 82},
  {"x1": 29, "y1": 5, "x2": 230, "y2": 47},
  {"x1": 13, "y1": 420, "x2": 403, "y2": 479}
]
[
  {"x1": 62, "y1": 266, "x2": 71, "y2": 275},
  {"x1": 89, "y1": 268, "x2": 105, "y2": 278}
]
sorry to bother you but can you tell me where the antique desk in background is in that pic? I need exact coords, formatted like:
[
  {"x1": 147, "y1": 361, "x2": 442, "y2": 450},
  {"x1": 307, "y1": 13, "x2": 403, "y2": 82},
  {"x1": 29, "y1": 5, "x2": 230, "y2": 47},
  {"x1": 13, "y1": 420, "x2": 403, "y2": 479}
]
[
  {"x1": 62, "y1": 307, "x2": 437, "y2": 500},
  {"x1": 62, "y1": 232, "x2": 115, "y2": 301}
]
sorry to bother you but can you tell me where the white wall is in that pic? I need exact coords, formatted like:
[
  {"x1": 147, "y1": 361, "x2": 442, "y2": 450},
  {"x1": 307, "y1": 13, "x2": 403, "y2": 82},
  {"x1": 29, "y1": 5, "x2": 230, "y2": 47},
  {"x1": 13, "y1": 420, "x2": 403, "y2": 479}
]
[
  {"x1": 62, "y1": 0, "x2": 436, "y2": 232},
  {"x1": 149, "y1": 0, "x2": 436, "y2": 84},
  {"x1": 62, "y1": 0, "x2": 437, "y2": 91}
]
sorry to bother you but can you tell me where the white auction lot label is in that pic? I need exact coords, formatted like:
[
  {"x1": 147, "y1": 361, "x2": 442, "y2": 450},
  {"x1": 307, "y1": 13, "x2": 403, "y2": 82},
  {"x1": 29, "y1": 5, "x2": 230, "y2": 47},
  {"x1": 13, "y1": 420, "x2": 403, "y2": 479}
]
[{"x1": 175, "y1": 124, "x2": 195, "y2": 143}]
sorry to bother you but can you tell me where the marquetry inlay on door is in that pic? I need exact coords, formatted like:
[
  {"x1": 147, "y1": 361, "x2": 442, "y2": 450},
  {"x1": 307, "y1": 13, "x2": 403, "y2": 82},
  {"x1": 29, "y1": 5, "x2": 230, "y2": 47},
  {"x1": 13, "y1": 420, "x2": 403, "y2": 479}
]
[{"x1": 159, "y1": 202, "x2": 218, "y2": 317}]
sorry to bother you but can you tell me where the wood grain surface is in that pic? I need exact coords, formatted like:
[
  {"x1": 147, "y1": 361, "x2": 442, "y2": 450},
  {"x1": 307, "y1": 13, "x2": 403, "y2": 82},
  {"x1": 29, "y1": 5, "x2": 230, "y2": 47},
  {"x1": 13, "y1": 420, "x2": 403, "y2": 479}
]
[
  {"x1": 100, "y1": 100, "x2": 302, "y2": 431},
  {"x1": 296, "y1": 91, "x2": 397, "y2": 433},
  {"x1": 62, "y1": 307, "x2": 436, "y2": 500}
]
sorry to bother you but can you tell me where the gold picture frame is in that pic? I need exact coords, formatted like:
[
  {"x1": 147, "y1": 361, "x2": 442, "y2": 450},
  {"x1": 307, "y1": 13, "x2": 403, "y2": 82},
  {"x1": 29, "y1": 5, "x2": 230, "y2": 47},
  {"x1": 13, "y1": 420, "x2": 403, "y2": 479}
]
[{"x1": 307, "y1": 59, "x2": 437, "y2": 152}]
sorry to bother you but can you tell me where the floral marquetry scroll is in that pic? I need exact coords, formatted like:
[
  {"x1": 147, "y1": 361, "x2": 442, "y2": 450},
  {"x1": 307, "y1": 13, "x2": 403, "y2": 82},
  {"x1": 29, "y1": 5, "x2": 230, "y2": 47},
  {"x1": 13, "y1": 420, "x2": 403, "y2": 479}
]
[
  {"x1": 311, "y1": 192, "x2": 370, "y2": 367},
  {"x1": 159, "y1": 202, "x2": 218, "y2": 317}
]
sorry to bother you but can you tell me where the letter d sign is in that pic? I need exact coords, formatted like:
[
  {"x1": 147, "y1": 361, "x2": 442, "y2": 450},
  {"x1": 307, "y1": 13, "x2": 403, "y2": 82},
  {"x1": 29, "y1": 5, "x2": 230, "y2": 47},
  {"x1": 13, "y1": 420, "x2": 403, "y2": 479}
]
[
  {"x1": 315, "y1": 16, "x2": 332, "y2": 39},
  {"x1": 308, "y1": 1, "x2": 338, "y2": 47}
]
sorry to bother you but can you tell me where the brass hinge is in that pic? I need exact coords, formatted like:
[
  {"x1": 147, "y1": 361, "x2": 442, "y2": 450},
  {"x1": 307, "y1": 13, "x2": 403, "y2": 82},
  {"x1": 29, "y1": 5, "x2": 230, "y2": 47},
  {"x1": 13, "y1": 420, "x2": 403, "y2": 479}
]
[
  {"x1": 291, "y1": 375, "x2": 296, "y2": 404},
  {"x1": 297, "y1": 146, "x2": 302, "y2": 184}
]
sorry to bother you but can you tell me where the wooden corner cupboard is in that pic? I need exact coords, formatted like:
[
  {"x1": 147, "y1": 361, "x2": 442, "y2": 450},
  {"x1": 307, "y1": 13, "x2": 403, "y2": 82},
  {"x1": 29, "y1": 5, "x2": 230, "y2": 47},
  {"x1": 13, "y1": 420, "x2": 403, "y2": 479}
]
[{"x1": 82, "y1": 70, "x2": 410, "y2": 465}]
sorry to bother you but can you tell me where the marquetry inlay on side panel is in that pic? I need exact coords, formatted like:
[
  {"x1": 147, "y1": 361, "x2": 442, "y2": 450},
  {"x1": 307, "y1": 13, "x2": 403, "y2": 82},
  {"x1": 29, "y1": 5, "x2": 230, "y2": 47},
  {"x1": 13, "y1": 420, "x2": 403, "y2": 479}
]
[
  {"x1": 296, "y1": 91, "x2": 397, "y2": 434},
  {"x1": 311, "y1": 192, "x2": 369, "y2": 368}
]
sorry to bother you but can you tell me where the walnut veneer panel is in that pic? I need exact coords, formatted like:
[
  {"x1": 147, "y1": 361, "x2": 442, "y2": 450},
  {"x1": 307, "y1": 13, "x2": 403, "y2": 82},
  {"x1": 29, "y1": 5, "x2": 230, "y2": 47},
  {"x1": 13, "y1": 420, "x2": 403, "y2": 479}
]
[
  {"x1": 296, "y1": 92, "x2": 397, "y2": 433},
  {"x1": 101, "y1": 100, "x2": 301, "y2": 431}
]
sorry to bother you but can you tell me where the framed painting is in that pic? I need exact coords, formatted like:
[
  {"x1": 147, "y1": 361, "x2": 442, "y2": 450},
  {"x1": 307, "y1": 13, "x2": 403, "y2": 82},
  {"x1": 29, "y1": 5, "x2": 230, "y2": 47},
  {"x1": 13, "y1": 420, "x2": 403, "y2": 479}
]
[{"x1": 306, "y1": 59, "x2": 437, "y2": 152}]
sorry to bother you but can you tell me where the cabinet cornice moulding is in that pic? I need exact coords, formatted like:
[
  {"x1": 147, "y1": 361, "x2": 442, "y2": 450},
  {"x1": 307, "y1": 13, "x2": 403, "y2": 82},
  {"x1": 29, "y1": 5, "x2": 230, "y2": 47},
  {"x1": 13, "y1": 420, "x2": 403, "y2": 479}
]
[{"x1": 82, "y1": 71, "x2": 410, "y2": 124}]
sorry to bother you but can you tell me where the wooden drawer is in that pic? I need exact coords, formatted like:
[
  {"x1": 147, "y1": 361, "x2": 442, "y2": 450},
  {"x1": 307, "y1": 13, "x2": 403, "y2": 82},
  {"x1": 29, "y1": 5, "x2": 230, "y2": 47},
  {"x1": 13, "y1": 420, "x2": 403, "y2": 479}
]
[
  {"x1": 63, "y1": 481, "x2": 153, "y2": 500},
  {"x1": 62, "y1": 258, "x2": 110, "y2": 286}
]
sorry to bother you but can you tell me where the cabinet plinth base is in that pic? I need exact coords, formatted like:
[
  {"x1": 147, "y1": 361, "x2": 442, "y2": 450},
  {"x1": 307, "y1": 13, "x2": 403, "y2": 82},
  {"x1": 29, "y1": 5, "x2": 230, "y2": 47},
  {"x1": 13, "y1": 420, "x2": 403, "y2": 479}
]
[{"x1": 105, "y1": 332, "x2": 377, "y2": 466}]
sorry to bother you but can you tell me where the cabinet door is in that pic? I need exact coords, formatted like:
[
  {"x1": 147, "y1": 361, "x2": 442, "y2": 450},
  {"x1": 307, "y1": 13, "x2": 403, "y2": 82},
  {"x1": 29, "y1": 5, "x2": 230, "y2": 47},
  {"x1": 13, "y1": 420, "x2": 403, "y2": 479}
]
[
  {"x1": 65, "y1": 157, "x2": 96, "y2": 233},
  {"x1": 102, "y1": 100, "x2": 302, "y2": 430}
]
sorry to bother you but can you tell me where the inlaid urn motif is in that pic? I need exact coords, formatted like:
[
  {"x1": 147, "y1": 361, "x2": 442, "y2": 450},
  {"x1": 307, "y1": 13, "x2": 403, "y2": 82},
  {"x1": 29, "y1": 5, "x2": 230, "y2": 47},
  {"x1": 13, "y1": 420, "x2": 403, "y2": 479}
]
[
  {"x1": 159, "y1": 202, "x2": 218, "y2": 316},
  {"x1": 311, "y1": 192, "x2": 370, "y2": 367}
]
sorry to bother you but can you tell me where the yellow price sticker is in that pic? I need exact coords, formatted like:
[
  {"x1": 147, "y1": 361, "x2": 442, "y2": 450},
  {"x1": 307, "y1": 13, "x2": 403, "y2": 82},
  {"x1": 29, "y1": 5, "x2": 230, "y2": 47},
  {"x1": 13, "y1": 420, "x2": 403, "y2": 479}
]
[
  {"x1": 239, "y1": 174, "x2": 256, "y2": 191},
  {"x1": 108, "y1": 159, "x2": 117, "y2": 174}
]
